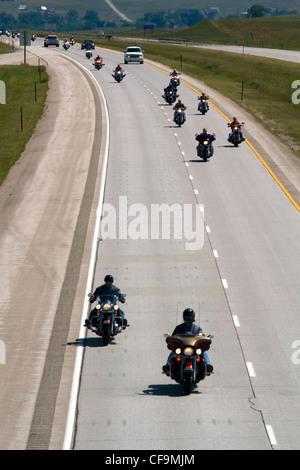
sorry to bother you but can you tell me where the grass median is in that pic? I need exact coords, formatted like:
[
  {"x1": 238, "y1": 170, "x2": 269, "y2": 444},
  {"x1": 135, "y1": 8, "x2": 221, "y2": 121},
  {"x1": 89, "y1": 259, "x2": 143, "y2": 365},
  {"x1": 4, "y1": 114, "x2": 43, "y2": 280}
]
[
  {"x1": 0, "y1": 63, "x2": 48, "y2": 185},
  {"x1": 100, "y1": 38, "x2": 300, "y2": 158}
]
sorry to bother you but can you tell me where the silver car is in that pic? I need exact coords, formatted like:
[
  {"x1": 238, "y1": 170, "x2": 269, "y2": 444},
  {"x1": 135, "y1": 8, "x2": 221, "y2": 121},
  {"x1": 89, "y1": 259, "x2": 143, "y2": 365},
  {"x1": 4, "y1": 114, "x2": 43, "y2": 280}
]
[{"x1": 124, "y1": 46, "x2": 144, "y2": 64}]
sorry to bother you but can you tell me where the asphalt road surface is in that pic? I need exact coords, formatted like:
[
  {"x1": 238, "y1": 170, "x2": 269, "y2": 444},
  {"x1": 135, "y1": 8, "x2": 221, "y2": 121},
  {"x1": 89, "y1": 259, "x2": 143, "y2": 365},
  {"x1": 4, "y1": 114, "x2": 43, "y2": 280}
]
[{"x1": 0, "y1": 39, "x2": 300, "y2": 450}]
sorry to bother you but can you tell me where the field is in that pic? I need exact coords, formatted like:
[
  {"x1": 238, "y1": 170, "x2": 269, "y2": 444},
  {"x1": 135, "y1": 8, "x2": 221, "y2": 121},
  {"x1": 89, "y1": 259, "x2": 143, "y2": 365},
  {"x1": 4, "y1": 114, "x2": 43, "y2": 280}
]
[{"x1": 0, "y1": 59, "x2": 48, "y2": 185}]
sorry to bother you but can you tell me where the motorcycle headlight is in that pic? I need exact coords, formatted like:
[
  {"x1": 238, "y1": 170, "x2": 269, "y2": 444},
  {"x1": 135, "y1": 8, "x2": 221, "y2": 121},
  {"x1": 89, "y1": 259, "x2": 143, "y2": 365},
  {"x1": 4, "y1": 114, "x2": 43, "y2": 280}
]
[
  {"x1": 103, "y1": 303, "x2": 111, "y2": 310},
  {"x1": 183, "y1": 347, "x2": 193, "y2": 356},
  {"x1": 175, "y1": 348, "x2": 181, "y2": 355},
  {"x1": 196, "y1": 348, "x2": 202, "y2": 355},
  {"x1": 96, "y1": 304, "x2": 101, "y2": 310},
  {"x1": 204, "y1": 140, "x2": 208, "y2": 145},
  {"x1": 114, "y1": 305, "x2": 119, "y2": 310}
]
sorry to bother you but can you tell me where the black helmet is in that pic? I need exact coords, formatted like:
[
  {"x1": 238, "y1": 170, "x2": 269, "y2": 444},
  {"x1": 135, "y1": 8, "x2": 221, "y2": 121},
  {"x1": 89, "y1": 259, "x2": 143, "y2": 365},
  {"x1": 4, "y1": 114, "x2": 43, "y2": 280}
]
[
  {"x1": 104, "y1": 274, "x2": 114, "y2": 283},
  {"x1": 183, "y1": 308, "x2": 195, "y2": 322}
]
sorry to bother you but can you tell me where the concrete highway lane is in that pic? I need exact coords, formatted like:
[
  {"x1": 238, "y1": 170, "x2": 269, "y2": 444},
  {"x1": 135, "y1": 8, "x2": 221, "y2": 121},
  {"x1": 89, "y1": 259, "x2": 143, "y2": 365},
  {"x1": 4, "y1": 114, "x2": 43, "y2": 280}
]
[
  {"x1": 1, "y1": 39, "x2": 299, "y2": 450},
  {"x1": 53, "y1": 45, "x2": 300, "y2": 450}
]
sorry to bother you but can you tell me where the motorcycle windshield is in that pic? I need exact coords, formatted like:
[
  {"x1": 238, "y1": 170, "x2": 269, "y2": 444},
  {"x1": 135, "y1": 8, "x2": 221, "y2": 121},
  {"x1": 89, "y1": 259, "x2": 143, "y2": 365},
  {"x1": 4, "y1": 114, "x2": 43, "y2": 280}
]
[
  {"x1": 97, "y1": 294, "x2": 118, "y2": 304},
  {"x1": 166, "y1": 334, "x2": 211, "y2": 352}
]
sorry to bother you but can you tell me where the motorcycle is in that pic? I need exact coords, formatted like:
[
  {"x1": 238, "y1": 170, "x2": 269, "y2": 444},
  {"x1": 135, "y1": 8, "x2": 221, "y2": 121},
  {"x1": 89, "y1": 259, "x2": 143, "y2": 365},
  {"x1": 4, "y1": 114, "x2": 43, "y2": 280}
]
[
  {"x1": 170, "y1": 75, "x2": 180, "y2": 88},
  {"x1": 197, "y1": 96, "x2": 209, "y2": 115},
  {"x1": 173, "y1": 106, "x2": 186, "y2": 127},
  {"x1": 93, "y1": 57, "x2": 104, "y2": 70},
  {"x1": 227, "y1": 122, "x2": 245, "y2": 147},
  {"x1": 70, "y1": 37, "x2": 75, "y2": 46},
  {"x1": 164, "y1": 333, "x2": 213, "y2": 395},
  {"x1": 63, "y1": 42, "x2": 70, "y2": 50},
  {"x1": 197, "y1": 140, "x2": 214, "y2": 161},
  {"x1": 86, "y1": 50, "x2": 93, "y2": 59},
  {"x1": 112, "y1": 69, "x2": 126, "y2": 82},
  {"x1": 87, "y1": 293, "x2": 126, "y2": 345},
  {"x1": 163, "y1": 89, "x2": 178, "y2": 105}
]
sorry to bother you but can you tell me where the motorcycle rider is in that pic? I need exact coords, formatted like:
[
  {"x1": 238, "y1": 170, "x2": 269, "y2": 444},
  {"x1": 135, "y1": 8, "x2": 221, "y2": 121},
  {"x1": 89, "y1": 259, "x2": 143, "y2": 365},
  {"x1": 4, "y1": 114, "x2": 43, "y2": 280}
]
[
  {"x1": 195, "y1": 128, "x2": 216, "y2": 156},
  {"x1": 162, "y1": 82, "x2": 178, "y2": 100},
  {"x1": 113, "y1": 64, "x2": 126, "y2": 77},
  {"x1": 173, "y1": 99, "x2": 186, "y2": 122},
  {"x1": 162, "y1": 308, "x2": 213, "y2": 375},
  {"x1": 63, "y1": 38, "x2": 70, "y2": 48},
  {"x1": 197, "y1": 92, "x2": 209, "y2": 111},
  {"x1": 85, "y1": 275, "x2": 127, "y2": 329},
  {"x1": 228, "y1": 117, "x2": 245, "y2": 143},
  {"x1": 170, "y1": 69, "x2": 180, "y2": 77}
]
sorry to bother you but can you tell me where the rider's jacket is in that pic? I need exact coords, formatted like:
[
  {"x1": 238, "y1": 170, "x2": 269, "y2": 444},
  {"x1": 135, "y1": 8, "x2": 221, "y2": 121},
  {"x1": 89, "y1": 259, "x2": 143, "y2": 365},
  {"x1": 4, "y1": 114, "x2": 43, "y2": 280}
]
[
  {"x1": 172, "y1": 322, "x2": 203, "y2": 335},
  {"x1": 90, "y1": 284, "x2": 123, "y2": 302}
]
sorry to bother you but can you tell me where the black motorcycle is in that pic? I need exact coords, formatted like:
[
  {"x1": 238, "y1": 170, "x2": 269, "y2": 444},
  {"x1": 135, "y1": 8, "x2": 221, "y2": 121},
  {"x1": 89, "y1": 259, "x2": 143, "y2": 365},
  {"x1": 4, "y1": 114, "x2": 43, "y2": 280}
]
[
  {"x1": 227, "y1": 122, "x2": 245, "y2": 147},
  {"x1": 197, "y1": 96, "x2": 209, "y2": 115},
  {"x1": 163, "y1": 89, "x2": 178, "y2": 105},
  {"x1": 170, "y1": 75, "x2": 180, "y2": 88},
  {"x1": 112, "y1": 69, "x2": 126, "y2": 82},
  {"x1": 87, "y1": 294, "x2": 127, "y2": 345},
  {"x1": 173, "y1": 106, "x2": 186, "y2": 127}
]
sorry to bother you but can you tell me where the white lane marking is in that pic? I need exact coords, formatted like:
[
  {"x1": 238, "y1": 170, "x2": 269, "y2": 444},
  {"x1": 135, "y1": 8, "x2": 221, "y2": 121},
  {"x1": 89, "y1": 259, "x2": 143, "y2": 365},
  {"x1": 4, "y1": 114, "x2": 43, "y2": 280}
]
[
  {"x1": 62, "y1": 60, "x2": 110, "y2": 450},
  {"x1": 213, "y1": 249, "x2": 218, "y2": 258},
  {"x1": 233, "y1": 315, "x2": 240, "y2": 327},
  {"x1": 246, "y1": 361, "x2": 256, "y2": 377},
  {"x1": 222, "y1": 278, "x2": 228, "y2": 288},
  {"x1": 266, "y1": 425, "x2": 278, "y2": 446},
  {"x1": 206, "y1": 226, "x2": 211, "y2": 233},
  {"x1": 189, "y1": 174, "x2": 193, "y2": 180},
  {"x1": 194, "y1": 189, "x2": 198, "y2": 195}
]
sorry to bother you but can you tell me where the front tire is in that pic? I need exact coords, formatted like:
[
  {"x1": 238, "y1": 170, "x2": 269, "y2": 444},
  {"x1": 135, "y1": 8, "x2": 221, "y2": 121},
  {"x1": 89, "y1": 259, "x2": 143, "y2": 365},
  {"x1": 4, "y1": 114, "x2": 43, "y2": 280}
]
[
  {"x1": 103, "y1": 324, "x2": 110, "y2": 346},
  {"x1": 183, "y1": 372, "x2": 192, "y2": 395}
]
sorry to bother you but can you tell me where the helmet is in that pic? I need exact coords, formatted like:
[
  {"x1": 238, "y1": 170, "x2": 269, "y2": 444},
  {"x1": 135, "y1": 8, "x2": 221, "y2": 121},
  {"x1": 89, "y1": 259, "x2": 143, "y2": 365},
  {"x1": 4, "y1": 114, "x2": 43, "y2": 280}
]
[
  {"x1": 203, "y1": 128, "x2": 207, "y2": 133},
  {"x1": 104, "y1": 274, "x2": 114, "y2": 283},
  {"x1": 233, "y1": 116, "x2": 237, "y2": 121},
  {"x1": 183, "y1": 308, "x2": 195, "y2": 322}
]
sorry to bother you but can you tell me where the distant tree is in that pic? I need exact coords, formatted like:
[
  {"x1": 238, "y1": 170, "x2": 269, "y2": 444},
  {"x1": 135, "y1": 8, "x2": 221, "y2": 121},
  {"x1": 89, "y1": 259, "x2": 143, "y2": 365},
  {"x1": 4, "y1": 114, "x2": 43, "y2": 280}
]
[
  {"x1": 0, "y1": 12, "x2": 17, "y2": 29},
  {"x1": 249, "y1": 4, "x2": 266, "y2": 18},
  {"x1": 18, "y1": 12, "x2": 47, "y2": 29},
  {"x1": 137, "y1": 11, "x2": 167, "y2": 28},
  {"x1": 83, "y1": 10, "x2": 104, "y2": 29}
]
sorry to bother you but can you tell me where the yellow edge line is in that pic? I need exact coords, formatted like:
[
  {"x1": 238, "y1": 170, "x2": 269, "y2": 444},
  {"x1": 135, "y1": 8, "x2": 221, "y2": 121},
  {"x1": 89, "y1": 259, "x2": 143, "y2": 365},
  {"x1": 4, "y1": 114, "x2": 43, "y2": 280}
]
[{"x1": 146, "y1": 61, "x2": 300, "y2": 213}]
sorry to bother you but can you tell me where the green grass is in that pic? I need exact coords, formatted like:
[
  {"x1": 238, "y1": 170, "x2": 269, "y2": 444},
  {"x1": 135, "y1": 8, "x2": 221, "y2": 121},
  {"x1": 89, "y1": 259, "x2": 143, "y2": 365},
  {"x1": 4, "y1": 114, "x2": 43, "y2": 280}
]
[
  {"x1": 0, "y1": 64, "x2": 48, "y2": 185},
  {"x1": 98, "y1": 38, "x2": 300, "y2": 157},
  {"x1": 0, "y1": 43, "x2": 13, "y2": 54},
  {"x1": 101, "y1": 14, "x2": 300, "y2": 51}
]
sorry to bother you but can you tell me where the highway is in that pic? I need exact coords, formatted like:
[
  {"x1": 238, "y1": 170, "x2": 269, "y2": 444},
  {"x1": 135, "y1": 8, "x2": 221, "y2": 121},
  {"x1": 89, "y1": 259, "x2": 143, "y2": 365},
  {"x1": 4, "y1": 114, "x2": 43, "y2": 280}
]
[
  {"x1": 57, "y1": 44, "x2": 300, "y2": 450},
  {"x1": 0, "y1": 39, "x2": 300, "y2": 450}
]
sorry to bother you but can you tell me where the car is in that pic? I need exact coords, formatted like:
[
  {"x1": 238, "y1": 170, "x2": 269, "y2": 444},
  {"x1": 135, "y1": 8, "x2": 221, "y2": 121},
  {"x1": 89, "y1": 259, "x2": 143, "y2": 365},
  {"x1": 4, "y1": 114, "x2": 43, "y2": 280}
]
[
  {"x1": 44, "y1": 34, "x2": 59, "y2": 47},
  {"x1": 81, "y1": 39, "x2": 95, "y2": 50},
  {"x1": 124, "y1": 46, "x2": 144, "y2": 64},
  {"x1": 0, "y1": 28, "x2": 10, "y2": 37}
]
